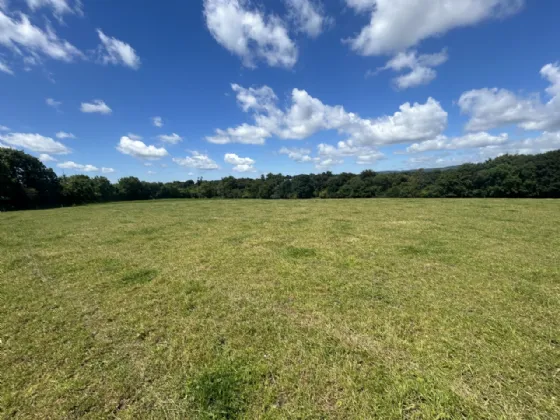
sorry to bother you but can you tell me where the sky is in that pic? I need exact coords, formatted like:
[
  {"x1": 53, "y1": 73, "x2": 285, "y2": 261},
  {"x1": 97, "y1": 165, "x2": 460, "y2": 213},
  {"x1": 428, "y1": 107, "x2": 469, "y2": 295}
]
[{"x1": 1, "y1": 0, "x2": 560, "y2": 182}]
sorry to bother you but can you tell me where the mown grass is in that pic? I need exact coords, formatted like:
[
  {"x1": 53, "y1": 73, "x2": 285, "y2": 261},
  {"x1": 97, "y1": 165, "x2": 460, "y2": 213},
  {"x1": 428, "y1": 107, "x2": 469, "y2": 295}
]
[{"x1": 0, "y1": 199, "x2": 559, "y2": 419}]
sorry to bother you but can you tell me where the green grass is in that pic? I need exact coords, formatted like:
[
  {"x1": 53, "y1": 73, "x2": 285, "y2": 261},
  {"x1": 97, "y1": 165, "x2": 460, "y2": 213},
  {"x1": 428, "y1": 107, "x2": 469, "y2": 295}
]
[{"x1": 1, "y1": 199, "x2": 559, "y2": 419}]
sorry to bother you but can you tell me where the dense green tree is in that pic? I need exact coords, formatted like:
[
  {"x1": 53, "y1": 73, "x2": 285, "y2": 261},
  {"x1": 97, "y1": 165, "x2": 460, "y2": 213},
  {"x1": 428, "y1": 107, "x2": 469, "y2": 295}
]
[{"x1": 0, "y1": 149, "x2": 60, "y2": 210}]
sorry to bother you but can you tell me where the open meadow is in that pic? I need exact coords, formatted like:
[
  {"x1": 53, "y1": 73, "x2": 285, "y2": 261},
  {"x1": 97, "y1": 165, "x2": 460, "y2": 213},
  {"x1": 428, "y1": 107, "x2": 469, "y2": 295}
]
[{"x1": 1, "y1": 199, "x2": 559, "y2": 419}]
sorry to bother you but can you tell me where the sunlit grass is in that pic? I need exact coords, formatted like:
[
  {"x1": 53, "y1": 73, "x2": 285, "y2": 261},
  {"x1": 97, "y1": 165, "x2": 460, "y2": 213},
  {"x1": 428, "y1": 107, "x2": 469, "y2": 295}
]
[{"x1": 1, "y1": 199, "x2": 559, "y2": 418}]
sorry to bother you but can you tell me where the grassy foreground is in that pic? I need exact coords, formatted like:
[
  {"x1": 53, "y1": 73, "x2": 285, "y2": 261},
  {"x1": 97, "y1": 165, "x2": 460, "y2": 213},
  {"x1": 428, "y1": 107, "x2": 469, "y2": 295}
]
[{"x1": 1, "y1": 199, "x2": 559, "y2": 419}]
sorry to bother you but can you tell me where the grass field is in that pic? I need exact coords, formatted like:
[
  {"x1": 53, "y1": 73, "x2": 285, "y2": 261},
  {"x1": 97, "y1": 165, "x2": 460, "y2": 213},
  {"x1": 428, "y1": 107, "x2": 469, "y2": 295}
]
[{"x1": 1, "y1": 199, "x2": 559, "y2": 419}]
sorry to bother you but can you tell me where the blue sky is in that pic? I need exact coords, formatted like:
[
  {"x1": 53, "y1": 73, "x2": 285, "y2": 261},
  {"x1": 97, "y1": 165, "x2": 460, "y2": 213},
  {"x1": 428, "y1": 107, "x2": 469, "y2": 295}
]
[{"x1": 1, "y1": 0, "x2": 560, "y2": 182}]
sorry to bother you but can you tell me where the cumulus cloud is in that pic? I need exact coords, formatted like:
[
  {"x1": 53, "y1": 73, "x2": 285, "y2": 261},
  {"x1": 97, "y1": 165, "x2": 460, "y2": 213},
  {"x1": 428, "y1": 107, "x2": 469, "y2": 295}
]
[
  {"x1": 208, "y1": 83, "x2": 448, "y2": 146},
  {"x1": 318, "y1": 141, "x2": 384, "y2": 165},
  {"x1": 80, "y1": 100, "x2": 112, "y2": 114},
  {"x1": 56, "y1": 131, "x2": 75, "y2": 139},
  {"x1": 0, "y1": 11, "x2": 83, "y2": 62},
  {"x1": 96, "y1": 29, "x2": 141, "y2": 70},
  {"x1": 173, "y1": 151, "x2": 219, "y2": 170},
  {"x1": 407, "y1": 132, "x2": 509, "y2": 153},
  {"x1": 116, "y1": 135, "x2": 168, "y2": 160},
  {"x1": 279, "y1": 147, "x2": 319, "y2": 163},
  {"x1": 0, "y1": 59, "x2": 13, "y2": 74},
  {"x1": 284, "y1": 0, "x2": 331, "y2": 38},
  {"x1": 345, "y1": 0, "x2": 523, "y2": 55},
  {"x1": 152, "y1": 116, "x2": 163, "y2": 127},
  {"x1": 101, "y1": 167, "x2": 115, "y2": 173},
  {"x1": 375, "y1": 49, "x2": 448, "y2": 89},
  {"x1": 46, "y1": 98, "x2": 62, "y2": 110},
  {"x1": 0, "y1": 125, "x2": 9, "y2": 131},
  {"x1": 459, "y1": 63, "x2": 560, "y2": 132},
  {"x1": 224, "y1": 153, "x2": 256, "y2": 172},
  {"x1": 39, "y1": 153, "x2": 57, "y2": 162},
  {"x1": 57, "y1": 161, "x2": 101, "y2": 172},
  {"x1": 157, "y1": 133, "x2": 182, "y2": 144},
  {"x1": 203, "y1": 0, "x2": 297, "y2": 68},
  {"x1": 0, "y1": 132, "x2": 70, "y2": 154}
]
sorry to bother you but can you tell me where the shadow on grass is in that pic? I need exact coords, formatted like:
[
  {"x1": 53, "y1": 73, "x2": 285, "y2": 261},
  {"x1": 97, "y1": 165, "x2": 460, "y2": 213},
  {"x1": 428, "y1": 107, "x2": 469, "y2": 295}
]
[
  {"x1": 120, "y1": 269, "x2": 158, "y2": 285},
  {"x1": 186, "y1": 360, "x2": 259, "y2": 419}
]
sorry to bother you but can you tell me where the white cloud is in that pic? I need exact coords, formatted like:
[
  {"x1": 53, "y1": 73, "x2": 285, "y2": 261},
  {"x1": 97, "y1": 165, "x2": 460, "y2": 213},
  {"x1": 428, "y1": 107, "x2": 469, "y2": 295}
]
[
  {"x1": 101, "y1": 167, "x2": 115, "y2": 173},
  {"x1": 46, "y1": 98, "x2": 62, "y2": 109},
  {"x1": 58, "y1": 161, "x2": 99, "y2": 172},
  {"x1": 152, "y1": 116, "x2": 163, "y2": 127},
  {"x1": 25, "y1": 0, "x2": 81, "y2": 17},
  {"x1": 0, "y1": 59, "x2": 13, "y2": 74},
  {"x1": 0, "y1": 11, "x2": 83, "y2": 61},
  {"x1": 116, "y1": 135, "x2": 168, "y2": 160},
  {"x1": 203, "y1": 0, "x2": 297, "y2": 68},
  {"x1": 279, "y1": 147, "x2": 319, "y2": 163},
  {"x1": 39, "y1": 153, "x2": 57, "y2": 162},
  {"x1": 96, "y1": 29, "x2": 141, "y2": 70},
  {"x1": 0, "y1": 132, "x2": 70, "y2": 154},
  {"x1": 144, "y1": 162, "x2": 153, "y2": 167},
  {"x1": 407, "y1": 132, "x2": 509, "y2": 153},
  {"x1": 345, "y1": 0, "x2": 523, "y2": 55},
  {"x1": 377, "y1": 49, "x2": 448, "y2": 89},
  {"x1": 207, "y1": 124, "x2": 269, "y2": 145},
  {"x1": 0, "y1": 125, "x2": 9, "y2": 131},
  {"x1": 56, "y1": 131, "x2": 75, "y2": 139},
  {"x1": 173, "y1": 151, "x2": 219, "y2": 170},
  {"x1": 285, "y1": 0, "x2": 331, "y2": 38},
  {"x1": 80, "y1": 100, "x2": 112, "y2": 114},
  {"x1": 224, "y1": 153, "x2": 256, "y2": 172},
  {"x1": 315, "y1": 158, "x2": 343, "y2": 170},
  {"x1": 157, "y1": 133, "x2": 182, "y2": 144},
  {"x1": 147, "y1": 170, "x2": 156, "y2": 175},
  {"x1": 477, "y1": 131, "x2": 560, "y2": 158},
  {"x1": 459, "y1": 63, "x2": 560, "y2": 132},
  {"x1": 210, "y1": 83, "x2": 448, "y2": 146},
  {"x1": 318, "y1": 141, "x2": 384, "y2": 165}
]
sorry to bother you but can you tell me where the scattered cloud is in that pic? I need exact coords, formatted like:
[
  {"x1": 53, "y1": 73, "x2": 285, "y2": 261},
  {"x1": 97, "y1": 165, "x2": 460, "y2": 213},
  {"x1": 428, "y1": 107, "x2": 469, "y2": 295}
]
[
  {"x1": 459, "y1": 63, "x2": 560, "y2": 132},
  {"x1": 203, "y1": 0, "x2": 297, "y2": 68},
  {"x1": 0, "y1": 125, "x2": 9, "y2": 131},
  {"x1": 144, "y1": 162, "x2": 153, "y2": 167},
  {"x1": 207, "y1": 123, "x2": 269, "y2": 145},
  {"x1": 173, "y1": 151, "x2": 219, "y2": 170},
  {"x1": 25, "y1": 0, "x2": 82, "y2": 18},
  {"x1": 318, "y1": 141, "x2": 384, "y2": 165},
  {"x1": 39, "y1": 153, "x2": 57, "y2": 162},
  {"x1": 101, "y1": 167, "x2": 115, "y2": 173},
  {"x1": 80, "y1": 100, "x2": 112, "y2": 114},
  {"x1": 0, "y1": 59, "x2": 13, "y2": 74},
  {"x1": 0, "y1": 132, "x2": 70, "y2": 154},
  {"x1": 152, "y1": 116, "x2": 163, "y2": 127},
  {"x1": 117, "y1": 135, "x2": 168, "y2": 160},
  {"x1": 157, "y1": 133, "x2": 183, "y2": 144},
  {"x1": 96, "y1": 29, "x2": 141, "y2": 70},
  {"x1": 375, "y1": 49, "x2": 448, "y2": 89},
  {"x1": 209, "y1": 83, "x2": 447, "y2": 146},
  {"x1": 279, "y1": 147, "x2": 319, "y2": 163},
  {"x1": 407, "y1": 132, "x2": 509, "y2": 153},
  {"x1": 46, "y1": 98, "x2": 62, "y2": 110},
  {"x1": 57, "y1": 161, "x2": 99, "y2": 172},
  {"x1": 345, "y1": 0, "x2": 523, "y2": 55},
  {"x1": 284, "y1": 0, "x2": 331, "y2": 38},
  {"x1": 0, "y1": 11, "x2": 83, "y2": 62},
  {"x1": 56, "y1": 131, "x2": 75, "y2": 139},
  {"x1": 147, "y1": 170, "x2": 156, "y2": 175},
  {"x1": 224, "y1": 153, "x2": 256, "y2": 172}
]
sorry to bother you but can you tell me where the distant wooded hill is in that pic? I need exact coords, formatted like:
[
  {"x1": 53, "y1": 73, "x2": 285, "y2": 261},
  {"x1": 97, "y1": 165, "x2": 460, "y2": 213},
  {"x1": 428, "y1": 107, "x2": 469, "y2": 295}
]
[{"x1": 1, "y1": 148, "x2": 559, "y2": 210}]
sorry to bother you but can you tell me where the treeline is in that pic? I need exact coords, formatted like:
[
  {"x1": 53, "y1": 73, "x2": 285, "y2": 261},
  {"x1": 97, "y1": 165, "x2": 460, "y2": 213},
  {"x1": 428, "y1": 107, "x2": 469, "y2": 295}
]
[{"x1": 1, "y1": 148, "x2": 560, "y2": 210}]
